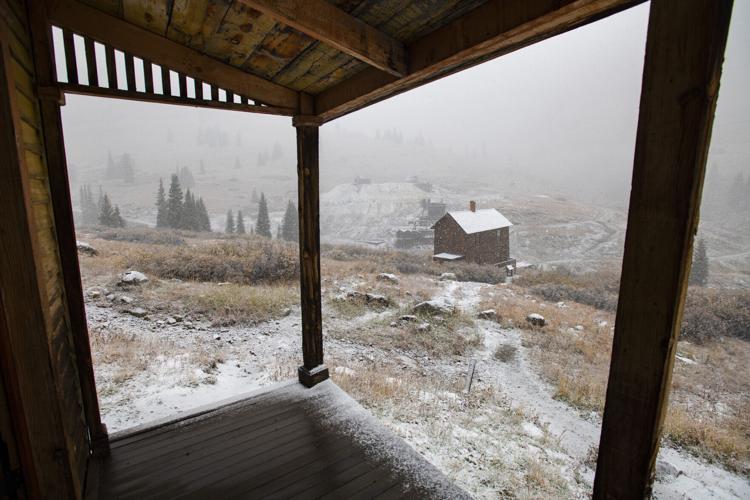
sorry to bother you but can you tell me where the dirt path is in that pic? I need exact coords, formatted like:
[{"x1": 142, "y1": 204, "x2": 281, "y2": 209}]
[{"x1": 446, "y1": 280, "x2": 750, "y2": 499}]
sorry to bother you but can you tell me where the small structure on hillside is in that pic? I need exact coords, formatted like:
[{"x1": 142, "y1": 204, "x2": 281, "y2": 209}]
[{"x1": 432, "y1": 201, "x2": 514, "y2": 268}]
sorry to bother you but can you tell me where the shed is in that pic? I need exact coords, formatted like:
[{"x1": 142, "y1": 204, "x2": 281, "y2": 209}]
[
  {"x1": 0, "y1": 0, "x2": 734, "y2": 498},
  {"x1": 433, "y1": 202, "x2": 513, "y2": 265}
]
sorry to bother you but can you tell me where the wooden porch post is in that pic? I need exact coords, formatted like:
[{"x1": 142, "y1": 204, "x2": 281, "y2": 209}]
[
  {"x1": 294, "y1": 116, "x2": 329, "y2": 387},
  {"x1": 26, "y1": 1, "x2": 109, "y2": 455},
  {"x1": 593, "y1": 0, "x2": 733, "y2": 497}
]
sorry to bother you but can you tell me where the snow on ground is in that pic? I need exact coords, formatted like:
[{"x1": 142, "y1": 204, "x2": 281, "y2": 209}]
[{"x1": 91, "y1": 278, "x2": 750, "y2": 498}]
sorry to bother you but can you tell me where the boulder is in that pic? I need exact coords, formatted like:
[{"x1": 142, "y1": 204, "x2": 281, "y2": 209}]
[
  {"x1": 376, "y1": 273, "x2": 399, "y2": 284},
  {"x1": 413, "y1": 298, "x2": 454, "y2": 316},
  {"x1": 478, "y1": 309, "x2": 497, "y2": 320},
  {"x1": 166, "y1": 317, "x2": 177, "y2": 325},
  {"x1": 439, "y1": 272, "x2": 456, "y2": 281},
  {"x1": 365, "y1": 293, "x2": 390, "y2": 307},
  {"x1": 119, "y1": 295, "x2": 134, "y2": 304},
  {"x1": 119, "y1": 270, "x2": 148, "y2": 285},
  {"x1": 127, "y1": 307, "x2": 147, "y2": 318},
  {"x1": 76, "y1": 241, "x2": 98, "y2": 256},
  {"x1": 526, "y1": 313, "x2": 545, "y2": 327},
  {"x1": 416, "y1": 322, "x2": 431, "y2": 332}
]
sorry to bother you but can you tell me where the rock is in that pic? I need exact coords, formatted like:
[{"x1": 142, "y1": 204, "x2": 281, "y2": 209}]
[
  {"x1": 575, "y1": 325, "x2": 584, "y2": 331},
  {"x1": 399, "y1": 315, "x2": 418, "y2": 322},
  {"x1": 213, "y1": 334, "x2": 221, "y2": 341},
  {"x1": 106, "y1": 293, "x2": 116, "y2": 301},
  {"x1": 478, "y1": 309, "x2": 497, "y2": 320},
  {"x1": 365, "y1": 293, "x2": 390, "y2": 307},
  {"x1": 376, "y1": 273, "x2": 399, "y2": 284},
  {"x1": 413, "y1": 298, "x2": 454, "y2": 316},
  {"x1": 526, "y1": 313, "x2": 545, "y2": 327},
  {"x1": 155, "y1": 320, "x2": 165, "y2": 326},
  {"x1": 281, "y1": 308, "x2": 292, "y2": 317},
  {"x1": 439, "y1": 272, "x2": 456, "y2": 281},
  {"x1": 119, "y1": 270, "x2": 148, "y2": 285},
  {"x1": 166, "y1": 317, "x2": 177, "y2": 325},
  {"x1": 127, "y1": 307, "x2": 147, "y2": 318},
  {"x1": 655, "y1": 460, "x2": 681, "y2": 479},
  {"x1": 88, "y1": 290, "x2": 101, "y2": 299},
  {"x1": 119, "y1": 295, "x2": 134, "y2": 304},
  {"x1": 184, "y1": 321, "x2": 193, "y2": 329},
  {"x1": 556, "y1": 302, "x2": 567, "y2": 308},
  {"x1": 416, "y1": 322, "x2": 431, "y2": 332},
  {"x1": 76, "y1": 241, "x2": 98, "y2": 256},
  {"x1": 389, "y1": 321, "x2": 398, "y2": 327}
]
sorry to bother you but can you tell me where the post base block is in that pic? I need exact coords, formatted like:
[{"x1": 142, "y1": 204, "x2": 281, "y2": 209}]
[{"x1": 298, "y1": 364, "x2": 329, "y2": 387}]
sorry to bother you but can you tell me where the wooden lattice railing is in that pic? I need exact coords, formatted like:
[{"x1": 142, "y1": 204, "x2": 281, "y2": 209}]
[{"x1": 51, "y1": 25, "x2": 294, "y2": 116}]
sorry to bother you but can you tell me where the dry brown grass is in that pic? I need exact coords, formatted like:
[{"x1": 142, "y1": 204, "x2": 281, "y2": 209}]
[
  {"x1": 481, "y1": 282, "x2": 750, "y2": 473},
  {"x1": 90, "y1": 326, "x2": 225, "y2": 394}
]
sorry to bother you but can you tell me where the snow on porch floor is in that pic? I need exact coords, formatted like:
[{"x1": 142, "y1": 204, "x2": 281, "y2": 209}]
[{"x1": 90, "y1": 379, "x2": 470, "y2": 500}]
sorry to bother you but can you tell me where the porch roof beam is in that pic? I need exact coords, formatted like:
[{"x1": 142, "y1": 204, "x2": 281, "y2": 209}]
[
  {"x1": 239, "y1": 0, "x2": 407, "y2": 78},
  {"x1": 315, "y1": 0, "x2": 645, "y2": 122}
]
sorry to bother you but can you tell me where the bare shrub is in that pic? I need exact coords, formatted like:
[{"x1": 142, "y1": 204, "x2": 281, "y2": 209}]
[
  {"x1": 95, "y1": 227, "x2": 186, "y2": 245},
  {"x1": 517, "y1": 267, "x2": 620, "y2": 311},
  {"x1": 129, "y1": 239, "x2": 299, "y2": 284},
  {"x1": 681, "y1": 287, "x2": 750, "y2": 342}
]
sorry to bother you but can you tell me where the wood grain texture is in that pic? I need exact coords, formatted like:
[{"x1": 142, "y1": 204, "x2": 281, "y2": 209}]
[
  {"x1": 47, "y1": 0, "x2": 299, "y2": 109},
  {"x1": 239, "y1": 0, "x2": 407, "y2": 77},
  {"x1": 0, "y1": 11, "x2": 78, "y2": 496},
  {"x1": 316, "y1": 0, "x2": 645, "y2": 121},
  {"x1": 28, "y1": 0, "x2": 109, "y2": 461},
  {"x1": 295, "y1": 123, "x2": 327, "y2": 385},
  {"x1": 593, "y1": 1, "x2": 733, "y2": 497}
]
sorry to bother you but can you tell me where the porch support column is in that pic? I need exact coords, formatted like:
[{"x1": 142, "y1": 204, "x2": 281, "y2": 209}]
[
  {"x1": 593, "y1": 0, "x2": 732, "y2": 497},
  {"x1": 26, "y1": 1, "x2": 109, "y2": 454},
  {"x1": 294, "y1": 115, "x2": 329, "y2": 387}
]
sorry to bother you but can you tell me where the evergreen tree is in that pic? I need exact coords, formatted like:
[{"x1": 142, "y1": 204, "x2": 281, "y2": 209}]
[
  {"x1": 280, "y1": 200, "x2": 298, "y2": 242},
  {"x1": 197, "y1": 197, "x2": 211, "y2": 232},
  {"x1": 690, "y1": 238, "x2": 709, "y2": 286},
  {"x1": 236, "y1": 211, "x2": 246, "y2": 234},
  {"x1": 251, "y1": 188, "x2": 259, "y2": 203},
  {"x1": 276, "y1": 225, "x2": 282, "y2": 239},
  {"x1": 98, "y1": 194, "x2": 115, "y2": 226},
  {"x1": 120, "y1": 153, "x2": 135, "y2": 184},
  {"x1": 105, "y1": 151, "x2": 117, "y2": 179},
  {"x1": 256, "y1": 193, "x2": 272, "y2": 238},
  {"x1": 79, "y1": 184, "x2": 99, "y2": 226},
  {"x1": 166, "y1": 174, "x2": 183, "y2": 229},
  {"x1": 225, "y1": 210, "x2": 235, "y2": 234},
  {"x1": 112, "y1": 206, "x2": 125, "y2": 227},
  {"x1": 155, "y1": 178, "x2": 167, "y2": 228},
  {"x1": 182, "y1": 189, "x2": 196, "y2": 230},
  {"x1": 178, "y1": 166, "x2": 195, "y2": 189}
]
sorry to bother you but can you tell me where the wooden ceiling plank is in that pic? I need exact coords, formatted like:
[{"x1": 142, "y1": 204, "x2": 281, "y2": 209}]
[
  {"x1": 122, "y1": 0, "x2": 170, "y2": 36},
  {"x1": 239, "y1": 0, "x2": 407, "y2": 77},
  {"x1": 46, "y1": 0, "x2": 298, "y2": 110},
  {"x1": 316, "y1": 0, "x2": 646, "y2": 121}
]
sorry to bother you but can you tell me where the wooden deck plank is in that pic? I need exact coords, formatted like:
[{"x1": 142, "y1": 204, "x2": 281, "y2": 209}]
[{"x1": 95, "y1": 381, "x2": 470, "y2": 499}]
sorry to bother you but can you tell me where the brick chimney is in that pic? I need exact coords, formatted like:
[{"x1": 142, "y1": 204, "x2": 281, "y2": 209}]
[{"x1": 469, "y1": 200, "x2": 476, "y2": 212}]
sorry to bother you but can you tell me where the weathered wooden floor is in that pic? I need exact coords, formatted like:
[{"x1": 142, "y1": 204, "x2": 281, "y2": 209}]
[{"x1": 88, "y1": 380, "x2": 469, "y2": 499}]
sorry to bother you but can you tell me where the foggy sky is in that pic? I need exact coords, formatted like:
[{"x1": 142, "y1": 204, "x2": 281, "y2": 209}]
[{"x1": 60, "y1": 1, "x2": 749, "y2": 199}]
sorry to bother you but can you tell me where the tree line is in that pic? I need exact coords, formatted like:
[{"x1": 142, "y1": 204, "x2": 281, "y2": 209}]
[
  {"x1": 79, "y1": 184, "x2": 125, "y2": 228},
  {"x1": 155, "y1": 175, "x2": 211, "y2": 232},
  {"x1": 225, "y1": 194, "x2": 298, "y2": 242}
]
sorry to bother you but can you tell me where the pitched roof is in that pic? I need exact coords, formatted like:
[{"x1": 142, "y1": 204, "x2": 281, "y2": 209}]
[{"x1": 445, "y1": 209, "x2": 512, "y2": 234}]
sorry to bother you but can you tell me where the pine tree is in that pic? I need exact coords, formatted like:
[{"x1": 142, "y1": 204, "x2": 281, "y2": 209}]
[
  {"x1": 155, "y1": 178, "x2": 167, "y2": 228},
  {"x1": 79, "y1": 184, "x2": 99, "y2": 226},
  {"x1": 276, "y1": 225, "x2": 282, "y2": 239},
  {"x1": 120, "y1": 153, "x2": 135, "y2": 184},
  {"x1": 280, "y1": 200, "x2": 298, "y2": 242},
  {"x1": 98, "y1": 194, "x2": 115, "y2": 226},
  {"x1": 112, "y1": 206, "x2": 126, "y2": 227},
  {"x1": 182, "y1": 189, "x2": 195, "y2": 230},
  {"x1": 197, "y1": 197, "x2": 211, "y2": 232},
  {"x1": 105, "y1": 151, "x2": 117, "y2": 179},
  {"x1": 166, "y1": 174, "x2": 183, "y2": 229},
  {"x1": 690, "y1": 238, "x2": 709, "y2": 286},
  {"x1": 236, "y1": 211, "x2": 246, "y2": 234},
  {"x1": 225, "y1": 210, "x2": 235, "y2": 234},
  {"x1": 256, "y1": 193, "x2": 272, "y2": 238}
]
